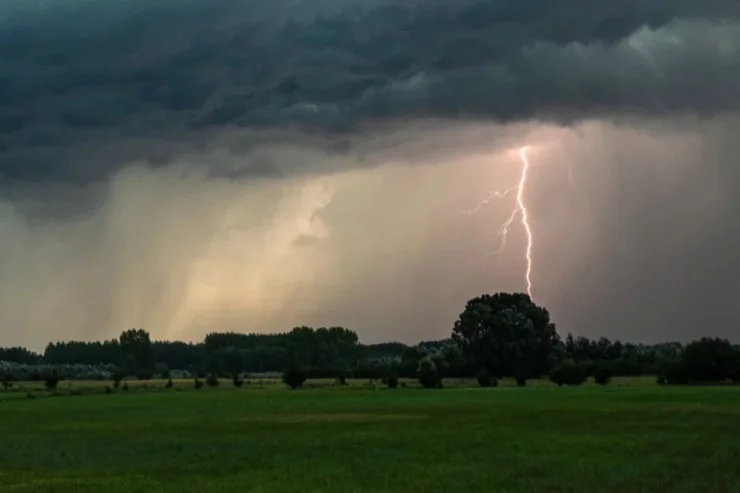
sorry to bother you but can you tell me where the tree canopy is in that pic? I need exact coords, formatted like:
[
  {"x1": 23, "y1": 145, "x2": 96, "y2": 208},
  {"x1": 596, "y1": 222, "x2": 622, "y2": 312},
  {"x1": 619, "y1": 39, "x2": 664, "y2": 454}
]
[
  {"x1": 452, "y1": 292, "x2": 560, "y2": 379},
  {"x1": 119, "y1": 329, "x2": 154, "y2": 379}
]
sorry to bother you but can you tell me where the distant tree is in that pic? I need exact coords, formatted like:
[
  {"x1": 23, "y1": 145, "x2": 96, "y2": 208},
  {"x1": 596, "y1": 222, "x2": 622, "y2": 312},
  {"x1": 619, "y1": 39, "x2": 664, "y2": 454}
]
[
  {"x1": 194, "y1": 378, "x2": 204, "y2": 390},
  {"x1": 44, "y1": 340, "x2": 121, "y2": 365},
  {"x1": 0, "y1": 346, "x2": 42, "y2": 364},
  {"x1": 119, "y1": 329, "x2": 154, "y2": 379},
  {"x1": 232, "y1": 374, "x2": 244, "y2": 388},
  {"x1": 386, "y1": 372, "x2": 399, "y2": 389},
  {"x1": 417, "y1": 356, "x2": 441, "y2": 389},
  {"x1": 452, "y1": 293, "x2": 560, "y2": 380},
  {"x1": 476, "y1": 369, "x2": 497, "y2": 388},
  {"x1": 335, "y1": 371, "x2": 348, "y2": 386},
  {"x1": 282, "y1": 364, "x2": 307, "y2": 390},
  {"x1": 206, "y1": 374, "x2": 220, "y2": 387},
  {"x1": 682, "y1": 338, "x2": 738, "y2": 383}
]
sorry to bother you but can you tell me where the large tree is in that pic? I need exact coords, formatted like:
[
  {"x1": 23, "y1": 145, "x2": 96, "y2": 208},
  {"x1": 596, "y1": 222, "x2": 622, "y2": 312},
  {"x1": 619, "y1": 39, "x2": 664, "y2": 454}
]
[{"x1": 451, "y1": 292, "x2": 560, "y2": 380}]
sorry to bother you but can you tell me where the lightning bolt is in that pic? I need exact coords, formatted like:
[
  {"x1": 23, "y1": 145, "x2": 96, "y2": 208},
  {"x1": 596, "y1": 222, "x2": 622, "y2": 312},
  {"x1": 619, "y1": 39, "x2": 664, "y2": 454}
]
[
  {"x1": 517, "y1": 146, "x2": 534, "y2": 299},
  {"x1": 457, "y1": 146, "x2": 535, "y2": 299}
]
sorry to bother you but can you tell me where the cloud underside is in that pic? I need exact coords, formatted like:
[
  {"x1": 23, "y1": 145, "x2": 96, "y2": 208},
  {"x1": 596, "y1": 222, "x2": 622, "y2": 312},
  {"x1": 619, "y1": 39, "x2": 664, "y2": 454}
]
[{"x1": 1, "y1": 0, "x2": 740, "y2": 183}]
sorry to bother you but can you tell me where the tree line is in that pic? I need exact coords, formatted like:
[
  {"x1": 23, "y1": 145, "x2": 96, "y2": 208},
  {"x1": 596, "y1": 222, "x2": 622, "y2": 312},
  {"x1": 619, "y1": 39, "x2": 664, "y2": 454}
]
[{"x1": 2, "y1": 292, "x2": 739, "y2": 386}]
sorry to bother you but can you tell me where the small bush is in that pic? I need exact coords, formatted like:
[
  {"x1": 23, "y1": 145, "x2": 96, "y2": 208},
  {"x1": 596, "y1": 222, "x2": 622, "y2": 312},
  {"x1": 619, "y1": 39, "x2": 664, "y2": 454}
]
[
  {"x1": 594, "y1": 365, "x2": 613, "y2": 385},
  {"x1": 194, "y1": 378, "x2": 204, "y2": 390},
  {"x1": 386, "y1": 372, "x2": 399, "y2": 389},
  {"x1": 104, "y1": 385, "x2": 113, "y2": 394},
  {"x1": 112, "y1": 373, "x2": 123, "y2": 389},
  {"x1": 165, "y1": 379, "x2": 173, "y2": 389},
  {"x1": 283, "y1": 365, "x2": 307, "y2": 390},
  {"x1": 44, "y1": 372, "x2": 59, "y2": 391},
  {"x1": 417, "y1": 357, "x2": 441, "y2": 389},
  {"x1": 206, "y1": 374, "x2": 219, "y2": 387},
  {"x1": 657, "y1": 375, "x2": 667, "y2": 385},
  {"x1": 550, "y1": 360, "x2": 588, "y2": 387},
  {"x1": 515, "y1": 375, "x2": 527, "y2": 387},
  {"x1": 122, "y1": 383, "x2": 129, "y2": 392},
  {"x1": 232, "y1": 375, "x2": 243, "y2": 388},
  {"x1": 1, "y1": 373, "x2": 11, "y2": 391}
]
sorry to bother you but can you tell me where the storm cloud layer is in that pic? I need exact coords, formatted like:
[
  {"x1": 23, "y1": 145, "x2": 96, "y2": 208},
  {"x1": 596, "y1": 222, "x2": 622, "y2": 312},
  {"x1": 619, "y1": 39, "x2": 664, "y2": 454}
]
[
  {"x1": 2, "y1": 0, "x2": 740, "y2": 183},
  {"x1": 1, "y1": 0, "x2": 740, "y2": 349}
]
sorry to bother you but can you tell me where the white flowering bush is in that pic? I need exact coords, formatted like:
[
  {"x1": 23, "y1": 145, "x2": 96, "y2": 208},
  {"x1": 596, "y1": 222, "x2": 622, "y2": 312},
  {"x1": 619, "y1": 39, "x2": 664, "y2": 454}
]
[{"x1": 0, "y1": 361, "x2": 118, "y2": 381}]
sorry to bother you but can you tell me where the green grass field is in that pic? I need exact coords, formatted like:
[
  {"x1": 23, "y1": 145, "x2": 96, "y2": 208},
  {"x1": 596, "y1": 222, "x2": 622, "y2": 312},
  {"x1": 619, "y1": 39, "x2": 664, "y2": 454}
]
[{"x1": 1, "y1": 379, "x2": 739, "y2": 493}]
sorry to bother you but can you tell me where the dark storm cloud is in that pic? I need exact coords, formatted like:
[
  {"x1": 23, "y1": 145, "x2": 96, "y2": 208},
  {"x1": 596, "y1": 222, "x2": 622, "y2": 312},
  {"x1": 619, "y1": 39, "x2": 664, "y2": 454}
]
[{"x1": 1, "y1": 0, "x2": 740, "y2": 184}]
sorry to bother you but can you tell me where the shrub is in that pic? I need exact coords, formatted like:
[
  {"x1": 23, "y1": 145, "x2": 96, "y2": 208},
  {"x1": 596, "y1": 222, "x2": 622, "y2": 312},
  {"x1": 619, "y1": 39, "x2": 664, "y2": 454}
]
[
  {"x1": 206, "y1": 374, "x2": 220, "y2": 387},
  {"x1": 283, "y1": 365, "x2": 307, "y2": 390},
  {"x1": 122, "y1": 383, "x2": 129, "y2": 392},
  {"x1": 515, "y1": 374, "x2": 527, "y2": 387},
  {"x1": 656, "y1": 375, "x2": 667, "y2": 386},
  {"x1": 550, "y1": 360, "x2": 588, "y2": 387},
  {"x1": 386, "y1": 372, "x2": 399, "y2": 389},
  {"x1": 232, "y1": 375, "x2": 243, "y2": 388},
  {"x1": 105, "y1": 385, "x2": 113, "y2": 394},
  {"x1": 112, "y1": 373, "x2": 123, "y2": 389},
  {"x1": 1, "y1": 373, "x2": 11, "y2": 390},
  {"x1": 477, "y1": 369, "x2": 498, "y2": 388},
  {"x1": 165, "y1": 379, "x2": 174, "y2": 389},
  {"x1": 417, "y1": 357, "x2": 441, "y2": 389},
  {"x1": 594, "y1": 365, "x2": 613, "y2": 385},
  {"x1": 44, "y1": 371, "x2": 59, "y2": 390},
  {"x1": 336, "y1": 375, "x2": 347, "y2": 386},
  {"x1": 194, "y1": 378, "x2": 204, "y2": 390}
]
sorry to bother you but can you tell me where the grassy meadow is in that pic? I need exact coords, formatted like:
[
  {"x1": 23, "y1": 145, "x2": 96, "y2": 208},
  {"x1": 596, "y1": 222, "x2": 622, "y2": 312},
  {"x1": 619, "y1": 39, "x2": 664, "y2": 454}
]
[{"x1": 1, "y1": 378, "x2": 739, "y2": 493}]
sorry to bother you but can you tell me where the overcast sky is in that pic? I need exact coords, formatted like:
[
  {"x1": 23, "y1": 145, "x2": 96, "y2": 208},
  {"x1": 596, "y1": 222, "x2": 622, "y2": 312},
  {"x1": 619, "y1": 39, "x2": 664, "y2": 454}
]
[{"x1": 2, "y1": 0, "x2": 740, "y2": 350}]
